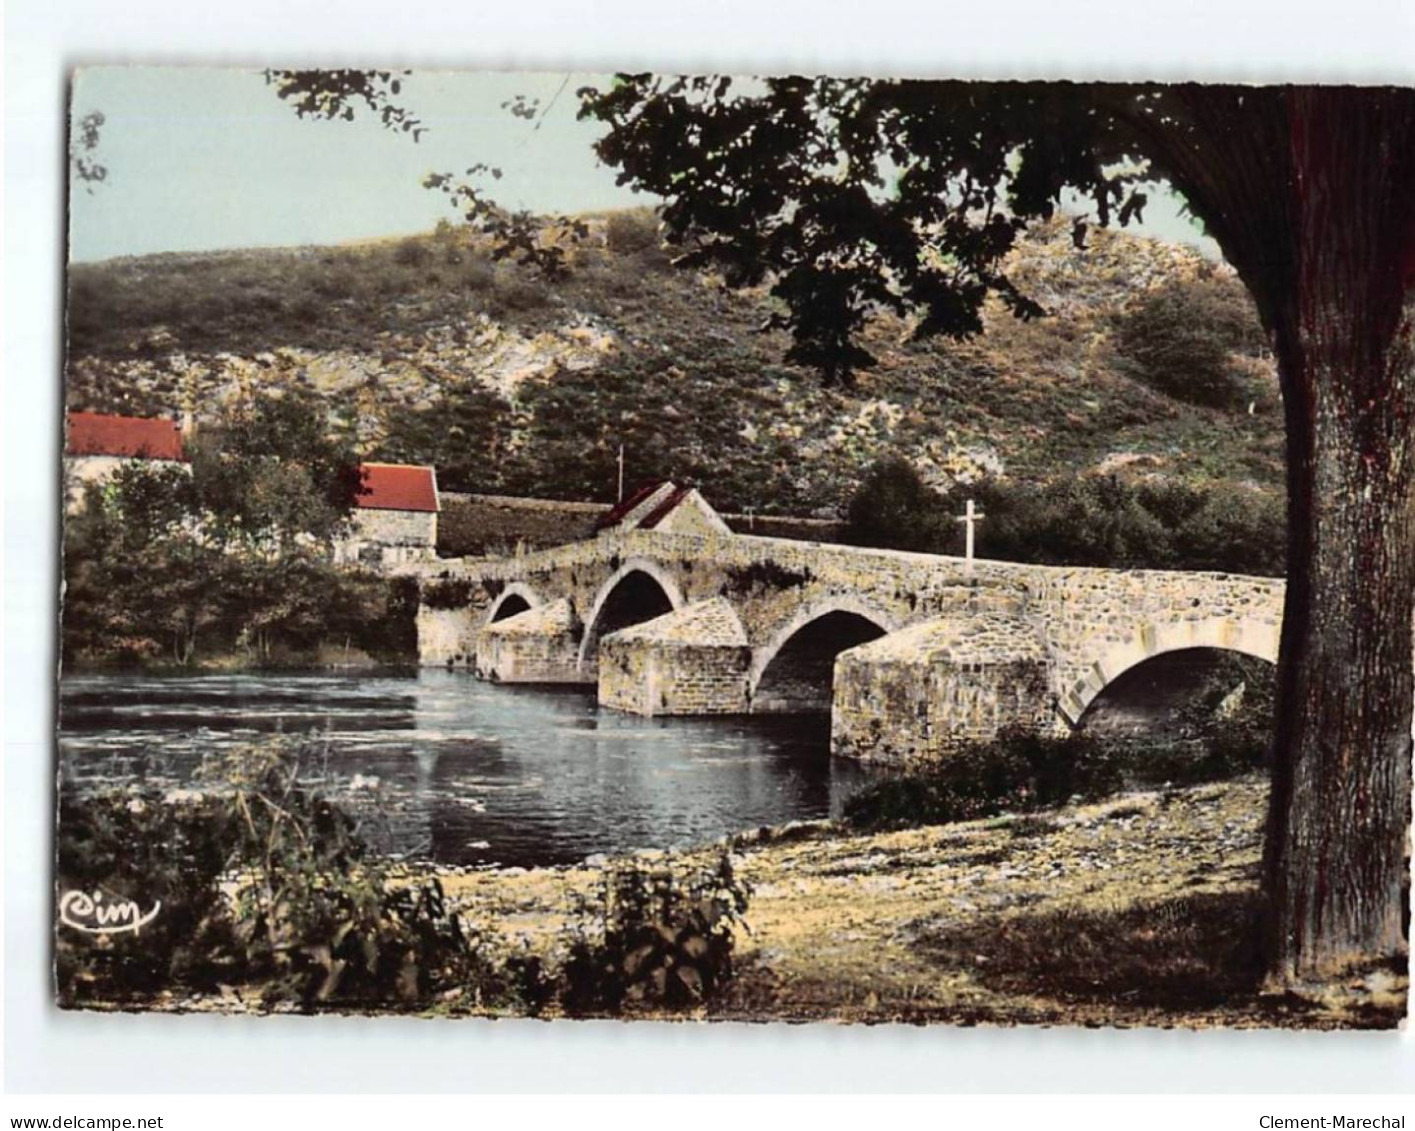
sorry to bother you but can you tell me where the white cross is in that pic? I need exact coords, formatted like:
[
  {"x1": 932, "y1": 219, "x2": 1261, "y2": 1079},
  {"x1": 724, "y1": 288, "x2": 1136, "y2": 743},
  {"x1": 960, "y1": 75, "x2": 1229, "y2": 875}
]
[{"x1": 955, "y1": 498, "x2": 985, "y2": 564}]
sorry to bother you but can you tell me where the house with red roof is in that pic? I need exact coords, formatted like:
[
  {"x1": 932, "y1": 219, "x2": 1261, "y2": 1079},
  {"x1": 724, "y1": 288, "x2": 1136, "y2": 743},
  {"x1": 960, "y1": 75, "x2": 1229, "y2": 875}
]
[
  {"x1": 64, "y1": 410, "x2": 190, "y2": 511},
  {"x1": 337, "y1": 462, "x2": 442, "y2": 566},
  {"x1": 594, "y1": 479, "x2": 732, "y2": 538}
]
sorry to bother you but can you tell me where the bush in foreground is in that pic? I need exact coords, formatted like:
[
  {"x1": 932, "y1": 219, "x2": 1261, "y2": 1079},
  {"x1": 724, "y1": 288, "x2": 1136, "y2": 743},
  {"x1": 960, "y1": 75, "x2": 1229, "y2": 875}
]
[
  {"x1": 844, "y1": 715, "x2": 1270, "y2": 835},
  {"x1": 56, "y1": 736, "x2": 749, "y2": 1016},
  {"x1": 56, "y1": 739, "x2": 495, "y2": 1010},
  {"x1": 843, "y1": 731, "x2": 1124, "y2": 832},
  {"x1": 560, "y1": 853, "x2": 750, "y2": 1015}
]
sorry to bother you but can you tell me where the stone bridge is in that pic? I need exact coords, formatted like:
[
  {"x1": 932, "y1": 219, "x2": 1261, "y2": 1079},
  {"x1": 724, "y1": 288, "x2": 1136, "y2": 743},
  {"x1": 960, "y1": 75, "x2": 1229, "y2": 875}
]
[{"x1": 412, "y1": 527, "x2": 1284, "y2": 768}]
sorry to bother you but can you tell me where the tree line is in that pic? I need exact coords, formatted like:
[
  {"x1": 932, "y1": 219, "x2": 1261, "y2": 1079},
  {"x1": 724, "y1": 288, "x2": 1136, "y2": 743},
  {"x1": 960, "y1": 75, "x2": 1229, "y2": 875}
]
[
  {"x1": 62, "y1": 392, "x2": 418, "y2": 668},
  {"x1": 843, "y1": 457, "x2": 1285, "y2": 576}
]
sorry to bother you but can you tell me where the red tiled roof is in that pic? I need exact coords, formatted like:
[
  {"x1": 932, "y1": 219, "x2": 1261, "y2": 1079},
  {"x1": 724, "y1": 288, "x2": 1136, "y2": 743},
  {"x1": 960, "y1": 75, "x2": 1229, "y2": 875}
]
[
  {"x1": 639, "y1": 485, "x2": 695, "y2": 530},
  {"x1": 65, "y1": 411, "x2": 187, "y2": 461},
  {"x1": 356, "y1": 463, "x2": 439, "y2": 513},
  {"x1": 594, "y1": 480, "x2": 667, "y2": 531}
]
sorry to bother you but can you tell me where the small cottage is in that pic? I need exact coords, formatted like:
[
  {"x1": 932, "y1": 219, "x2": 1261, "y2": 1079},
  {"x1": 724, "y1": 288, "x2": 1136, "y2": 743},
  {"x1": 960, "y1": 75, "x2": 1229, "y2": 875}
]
[
  {"x1": 337, "y1": 462, "x2": 441, "y2": 566},
  {"x1": 594, "y1": 480, "x2": 732, "y2": 538},
  {"x1": 64, "y1": 410, "x2": 189, "y2": 512}
]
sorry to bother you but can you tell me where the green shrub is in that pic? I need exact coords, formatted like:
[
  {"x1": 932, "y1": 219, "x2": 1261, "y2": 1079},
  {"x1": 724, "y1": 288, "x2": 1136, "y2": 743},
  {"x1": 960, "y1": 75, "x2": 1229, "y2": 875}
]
[
  {"x1": 1113, "y1": 275, "x2": 1267, "y2": 410},
  {"x1": 559, "y1": 853, "x2": 750, "y2": 1014},
  {"x1": 842, "y1": 456, "x2": 950, "y2": 552},
  {"x1": 840, "y1": 459, "x2": 1286, "y2": 576},
  {"x1": 56, "y1": 737, "x2": 751, "y2": 1016},
  {"x1": 843, "y1": 730, "x2": 1123, "y2": 833},
  {"x1": 57, "y1": 738, "x2": 511, "y2": 1011},
  {"x1": 55, "y1": 789, "x2": 238, "y2": 1004}
]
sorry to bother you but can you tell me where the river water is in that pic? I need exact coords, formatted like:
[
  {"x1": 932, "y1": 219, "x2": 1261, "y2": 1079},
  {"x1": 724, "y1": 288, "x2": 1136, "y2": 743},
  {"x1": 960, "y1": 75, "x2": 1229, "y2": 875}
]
[{"x1": 58, "y1": 670, "x2": 875, "y2": 867}]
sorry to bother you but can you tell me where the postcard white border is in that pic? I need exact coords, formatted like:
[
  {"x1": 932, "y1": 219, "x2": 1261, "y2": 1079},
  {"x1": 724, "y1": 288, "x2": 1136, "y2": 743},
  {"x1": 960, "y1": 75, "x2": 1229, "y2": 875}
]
[{"x1": 6, "y1": 0, "x2": 1415, "y2": 1094}]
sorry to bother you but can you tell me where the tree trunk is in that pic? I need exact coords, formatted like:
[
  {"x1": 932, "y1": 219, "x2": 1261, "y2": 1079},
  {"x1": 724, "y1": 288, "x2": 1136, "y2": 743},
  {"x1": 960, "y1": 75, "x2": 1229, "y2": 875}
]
[
  {"x1": 1264, "y1": 310, "x2": 1415, "y2": 981},
  {"x1": 1261, "y1": 90, "x2": 1415, "y2": 981}
]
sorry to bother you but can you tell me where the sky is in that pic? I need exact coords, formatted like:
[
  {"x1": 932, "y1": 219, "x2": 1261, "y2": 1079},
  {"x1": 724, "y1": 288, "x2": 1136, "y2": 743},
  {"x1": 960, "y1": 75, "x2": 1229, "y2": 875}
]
[{"x1": 68, "y1": 68, "x2": 1218, "y2": 263}]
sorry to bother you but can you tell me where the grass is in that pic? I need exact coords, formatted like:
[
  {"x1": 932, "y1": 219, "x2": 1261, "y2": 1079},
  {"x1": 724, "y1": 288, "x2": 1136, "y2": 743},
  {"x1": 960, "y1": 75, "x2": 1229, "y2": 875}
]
[{"x1": 916, "y1": 889, "x2": 1272, "y2": 1011}]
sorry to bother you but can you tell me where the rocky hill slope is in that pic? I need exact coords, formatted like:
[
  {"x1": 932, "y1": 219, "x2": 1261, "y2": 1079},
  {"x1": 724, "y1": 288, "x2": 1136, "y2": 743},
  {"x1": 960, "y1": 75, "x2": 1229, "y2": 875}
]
[{"x1": 65, "y1": 212, "x2": 1284, "y2": 517}]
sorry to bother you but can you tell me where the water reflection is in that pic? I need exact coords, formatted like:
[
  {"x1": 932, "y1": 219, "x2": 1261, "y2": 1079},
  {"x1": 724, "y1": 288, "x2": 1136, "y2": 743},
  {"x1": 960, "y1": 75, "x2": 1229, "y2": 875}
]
[{"x1": 59, "y1": 670, "x2": 874, "y2": 867}]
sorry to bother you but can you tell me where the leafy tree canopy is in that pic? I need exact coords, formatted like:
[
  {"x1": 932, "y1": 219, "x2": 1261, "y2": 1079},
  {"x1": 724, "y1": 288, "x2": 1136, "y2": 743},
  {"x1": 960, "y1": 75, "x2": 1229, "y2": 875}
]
[
  {"x1": 577, "y1": 79, "x2": 1414, "y2": 392},
  {"x1": 186, "y1": 390, "x2": 364, "y2": 550}
]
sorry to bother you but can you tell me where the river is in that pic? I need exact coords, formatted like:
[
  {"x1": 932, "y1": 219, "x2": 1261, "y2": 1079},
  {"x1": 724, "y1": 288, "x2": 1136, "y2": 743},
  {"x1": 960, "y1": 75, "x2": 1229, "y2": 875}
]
[{"x1": 58, "y1": 670, "x2": 875, "y2": 867}]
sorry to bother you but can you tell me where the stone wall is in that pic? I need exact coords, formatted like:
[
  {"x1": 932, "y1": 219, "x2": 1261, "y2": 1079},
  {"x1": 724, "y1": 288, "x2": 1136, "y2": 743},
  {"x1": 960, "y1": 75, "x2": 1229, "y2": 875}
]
[
  {"x1": 415, "y1": 605, "x2": 481, "y2": 667},
  {"x1": 436, "y1": 491, "x2": 843, "y2": 559},
  {"x1": 599, "y1": 637, "x2": 753, "y2": 716},
  {"x1": 1019, "y1": 567, "x2": 1283, "y2": 723},
  {"x1": 437, "y1": 493, "x2": 607, "y2": 558},
  {"x1": 832, "y1": 611, "x2": 1053, "y2": 766},
  {"x1": 474, "y1": 599, "x2": 584, "y2": 684},
  {"x1": 414, "y1": 524, "x2": 1288, "y2": 766},
  {"x1": 725, "y1": 514, "x2": 845, "y2": 543},
  {"x1": 597, "y1": 599, "x2": 752, "y2": 716},
  {"x1": 419, "y1": 528, "x2": 1284, "y2": 685}
]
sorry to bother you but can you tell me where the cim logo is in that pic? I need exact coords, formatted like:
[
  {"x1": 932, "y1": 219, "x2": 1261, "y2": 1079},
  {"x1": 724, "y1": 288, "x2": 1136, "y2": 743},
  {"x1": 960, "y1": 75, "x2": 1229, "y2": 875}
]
[{"x1": 58, "y1": 889, "x2": 161, "y2": 936}]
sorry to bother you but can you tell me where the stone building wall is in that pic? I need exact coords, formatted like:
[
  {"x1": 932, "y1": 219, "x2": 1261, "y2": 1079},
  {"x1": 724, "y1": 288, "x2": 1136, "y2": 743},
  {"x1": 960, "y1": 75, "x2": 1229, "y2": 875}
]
[
  {"x1": 337, "y1": 508, "x2": 438, "y2": 567},
  {"x1": 653, "y1": 491, "x2": 734, "y2": 537},
  {"x1": 353, "y1": 507, "x2": 437, "y2": 546},
  {"x1": 64, "y1": 455, "x2": 187, "y2": 512}
]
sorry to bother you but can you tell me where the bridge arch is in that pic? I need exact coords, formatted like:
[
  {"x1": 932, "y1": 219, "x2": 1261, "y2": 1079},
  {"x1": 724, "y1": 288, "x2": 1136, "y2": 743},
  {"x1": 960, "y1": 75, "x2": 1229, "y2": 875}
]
[
  {"x1": 483, "y1": 582, "x2": 542, "y2": 626},
  {"x1": 748, "y1": 598, "x2": 898, "y2": 713},
  {"x1": 577, "y1": 558, "x2": 687, "y2": 673},
  {"x1": 1060, "y1": 615, "x2": 1280, "y2": 725}
]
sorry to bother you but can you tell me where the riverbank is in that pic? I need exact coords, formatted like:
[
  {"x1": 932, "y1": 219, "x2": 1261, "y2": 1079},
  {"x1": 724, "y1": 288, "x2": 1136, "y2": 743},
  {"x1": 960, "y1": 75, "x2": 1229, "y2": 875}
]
[
  {"x1": 62, "y1": 647, "x2": 415, "y2": 676},
  {"x1": 436, "y1": 774, "x2": 1406, "y2": 1027}
]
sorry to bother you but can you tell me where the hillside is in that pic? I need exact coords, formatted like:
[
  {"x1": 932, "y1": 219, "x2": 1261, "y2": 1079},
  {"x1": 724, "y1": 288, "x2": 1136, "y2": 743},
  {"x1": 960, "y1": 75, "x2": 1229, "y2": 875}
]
[{"x1": 65, "y1": 211, "x2": 1285, "y2": 517}]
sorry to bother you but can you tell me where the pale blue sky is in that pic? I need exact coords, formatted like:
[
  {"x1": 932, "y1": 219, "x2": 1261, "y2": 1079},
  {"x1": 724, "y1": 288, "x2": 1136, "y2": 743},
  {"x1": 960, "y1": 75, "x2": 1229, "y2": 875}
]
[{"x1": 69, "y1": 68, "x2": 1216, "y2": 262}]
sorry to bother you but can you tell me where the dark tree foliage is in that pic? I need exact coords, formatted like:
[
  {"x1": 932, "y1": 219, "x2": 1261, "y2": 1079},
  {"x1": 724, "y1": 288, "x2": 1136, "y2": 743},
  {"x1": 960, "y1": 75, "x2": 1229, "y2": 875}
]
[
  {"x1": 374, "y1": 388, "x2": 515, "y2": 494},
  {"x1": 69, "y1": 109, "x2": 107, "y2": 189},
  {"x1": 842, "y1": 458, "x2": 1286, "y2": 576},
  {"x1": 843, "y1": 457, "x2": 950, "y2": 552},
  {"x1": 580, "y1": 79, "x2": 1162, "y2": 383},
  {"x1": 62, "y1": 392, "x2": 412, "y2": 667}
]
